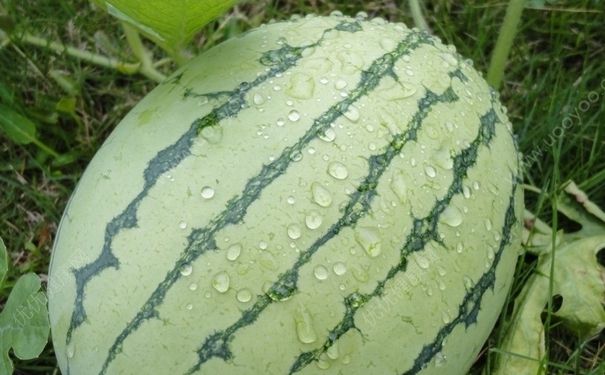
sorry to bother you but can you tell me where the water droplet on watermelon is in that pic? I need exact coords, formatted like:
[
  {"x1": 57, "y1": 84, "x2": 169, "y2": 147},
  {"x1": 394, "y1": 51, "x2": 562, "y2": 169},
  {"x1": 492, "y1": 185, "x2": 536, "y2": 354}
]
[
  {"x1": 316, "y1": 357, "x2": 331, "y2": 370},
  {"x1": 424, "y1": 165, "x2": 437, "y2": 178},
  {"x1": 305, "y1": 211, "x2": 323, "y2": 230},
  {"x1": 313, "y1": 265, "x2": 329, "y2": 280},
  {"x1": 180, "y1": 264, "x2": 193, "y2": 276},
  {"x1": 355, "y1": 227, "x2": 382, "y2": 258},
  {"x1": 327, "y1": 342, "x2": 339, "y2": 359},
  {"x1": 464, "y1": 276, "x2": 473, "y2": 289},
  {"x1": 319, "y1": 128, "x2": 336, "y2": 142},
  {"x1": 200, "y1": 126, "x2": 223, "y2": 144},
  {"x1": 441, "y1": 311, "x2": 451, "y2": 324},
  {"x1": 456, "y1": 243, "x2": 464, "y2": 253},
  {"x1": 276, "y1": 118, "x2": 286, "y2": 127},
  {"x1": 236, "y1": 289, "x2": 252, "y2": 303},
  {"x1": 440, "y1": 206, "x2": 463, "y2": 227},
  {"x1": 415, "y1": 255, "x2": 430, "y2": 269},
  {"x1": 352, "y1": 265, "x2": 369, "y2": 282},
  {"x1": 435, "y1": 352, "x2": 447, "y2": 367},
  {"x1": 253, "y1": 93, "x2": 265, "y2": 105},
  {"x1": 390, "y1": 172, "x2": 407, "y2": 202},
  {"x1": 311, "y1": 182, "x2": 333, "y2": 207},
  {"x1": 290, "y1": 151, "x2": 303, "y2": 162},
  {"x1": 66, "y1": 342, "x2": 75, "y2": 358},
  {"x1": 288, "y1": 109, "x2": 301, "y2": 122},
  {"x1": 226, "y1": 243, "x2": 242, "y2": 261},
  {"x1": 211, "y1": 271, "x2": 230, "y2": 293},
  {"x1": 343, "y1": 105, "x2": 360, "y2": 122},
  {"x1": 473, "y1": 181, "x2": 481, "y2": 190},
  {"x1": 484, "y1": 218, "x2": 493, "y2": 231},
  {"x1": 258, "y1": 241, "x2": 268, "y2": 250},
  {"x1": 327, "y1": 162, "x2": 349, "y2": 180},
  {"x1": 380, "y1": 38, "x2": 396, "y2": 51},
  {"x1": 189, "y1": 283, "x2": 198, "y2": 291},
  {"x1": 201, "y1": 186, "x2": 215, "y2": 199},
  {"x1": 287, "y1": 196, "x2": 296, "y2": 205},
  {"x1": 334, "y1": 79, "x2": 347, "y2": 90},
  {"x1": 287, "y1": 73, "x2": 315, "y2": 99},
  {"x1": 487, "y1": 246, "x2": 495, "y2": 260},
  {"x1": 185, "y1": 303, "x2": 193, "y2": 310},
  {"x1": 294, "y1": 305, "x2": 318, "y2": 344},
  {"x1": 179, "y1": 221, "x2": 188, "y2": 230},
  {"x1": 333, "y1": 262, "x2": 347, "y2": 276},
  {"x1": 463, "y1": 185, "x2": 471, "y2": 199},
  {"x1": 287, "y1": 224, "x2": 302, "y2": 240},
  {"x1": 319, "y1": 77, "x2": 329, "y2": 85}
]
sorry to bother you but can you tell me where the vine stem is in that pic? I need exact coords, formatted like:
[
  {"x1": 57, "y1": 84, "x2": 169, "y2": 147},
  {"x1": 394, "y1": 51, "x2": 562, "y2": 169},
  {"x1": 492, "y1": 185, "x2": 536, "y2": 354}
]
[
  {"x1": 121, "y1": 22, "x2": 167, "y2": 83},
  {"x1": 14, "y1": 32, "x2": 166, "y2": 83},
  {"x1": 408, "y1": 0, "x2": 431, "y2": 32},
  {"x1": 487, "y1": 0, "x2": 526, "y2": 89}
]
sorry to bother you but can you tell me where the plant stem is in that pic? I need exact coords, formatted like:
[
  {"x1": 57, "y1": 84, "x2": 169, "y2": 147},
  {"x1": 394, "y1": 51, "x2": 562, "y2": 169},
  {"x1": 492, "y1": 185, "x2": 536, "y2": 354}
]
[
  {"x1": 14, "y1": 32, "x2": 166, "y2": 83},
  {"x1": 408, "y1": 0, "x2": 431, "y2": 32},
  {"x1": 487, "y1": 0, "x2": 526, "y2": 89},
  {"x1": 121, "y1": 23, "x2": 167, "y2": 82}
]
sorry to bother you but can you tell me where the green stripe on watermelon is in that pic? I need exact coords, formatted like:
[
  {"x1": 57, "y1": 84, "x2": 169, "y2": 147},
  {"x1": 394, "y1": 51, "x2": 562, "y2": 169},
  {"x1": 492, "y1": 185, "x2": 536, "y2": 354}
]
[
  {"x1": 64, "y1": 18, "x2": 361, "y2": 369},
  {"x1": 402, "y1": 180, "x2": 519, "y2": 374},
  {"x1": 185, "y1": 77, "x2": 460, "y2": 374},
  {"x1": 98, "y1": 27, "x2": 436, "y2": 374},
  {"x1": 288, "y1": 98, "x2": 502, "y2": 374}
]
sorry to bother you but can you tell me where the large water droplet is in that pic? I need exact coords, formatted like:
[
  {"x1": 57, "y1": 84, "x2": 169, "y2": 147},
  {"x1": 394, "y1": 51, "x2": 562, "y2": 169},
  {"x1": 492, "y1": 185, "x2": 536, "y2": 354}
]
[
  {"x1": 415, "y1": 255, "x2": 430, "y2": 269},
  {"x1": 327, "y1": 162, "x2": 349, "y2": 180},
  {"x1": 287, "y1": 224, "x2": 302, "y2": 240},
  {"x1": 333, "y1": 262, "x2": 347, "y2": 276},
  {"x1": 390, "y1": 172, "x2": 407, "y2": 202},
  {"x1": 440, "y1": 206, "x2": 463, "y2": 227},
  {"x1": 287, "y1": 73, "x2": 315, "y2": 99},
  {"x1": 288, "y1": 109, "x2": 301, "y2": 122},
  {"x1": 485, "y1": 218, "x2": 493, "y2": 231},
  {"x1": 319, "y1": 128, "x2": 336, "y2": 142},
  {"x1": 380, "y1": 38, "x2": 396, "y2": 51},
  {"x1": 305, "y1": 211, "x2": 323, "y2": 230},
  {"x1": 226, "y1": 243, "x2": 242, "y2": 261},
  {"x1": 200, "y1": 126, "x2": 223, "y2": 144},
  {"x1": 179, "y1": 221, "x2": 188, "y2": 230},
  {"x1": 253, "y1": 93, "x2": 265, "y2": 105},
  {"x1": 424, "y1": 165, "x2": 437, "y2": 178},
  {"x1": 314, "y1": 265, "x2": 329, "y2": 280},
  {"x1": 355, "y1": 227, "x2": 382, "y2": 258},
  {"x1": 180, "y1": 264, "x2": 193, "y2": 276},
  {"x1": 343, "y1": 105, "x2": 360, "y2": 122},
  {"x1": 294, "y1": 305, "x2": 318, "y2": 344},
  {"x1": 352, "y1": 265, "x2": 369, "y2": 282},
  {"x1": 327, "y1": 342, "x2": 339, "y2": 360},
  {"x1": 212, "y1": 271, "x2": 230, "y2": 293},
  {"x1": 201, "y1": 186, "x2": 215, "y2": 199},
  {"x1": 66, "y1": 342, "x2": 75, "y2": 359},
  {"x1": 236, "y1": 289, "x2": 252, "y2": 303},
  {"x1": 334, "y1": 79, "x2": 347, "y2": 90},
  {"x1": 311, "y1": 182, "x2": 333, "y2": 207}
]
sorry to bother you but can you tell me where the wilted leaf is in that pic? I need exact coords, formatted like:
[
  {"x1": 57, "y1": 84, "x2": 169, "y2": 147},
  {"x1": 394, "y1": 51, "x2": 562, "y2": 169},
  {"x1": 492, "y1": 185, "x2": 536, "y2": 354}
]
[
  {"x1": 0, "y1": 103, "x2": 38, "y2": 145},
  {"x1": 0, "y1": 274, "x2": 50, "y2": 374},
  {"x1": 496, "y1": 181, "x2": 605, "y2": 375},
  {"x1": 94, "y1": 0, "x2": 239, "y2": 51}
]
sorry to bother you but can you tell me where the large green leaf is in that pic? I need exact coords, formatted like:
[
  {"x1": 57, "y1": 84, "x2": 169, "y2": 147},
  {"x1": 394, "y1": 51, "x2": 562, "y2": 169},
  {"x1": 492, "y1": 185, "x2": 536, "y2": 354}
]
[
  {"x1": 0, "y1": 103, "x2": 37, "y2": 145},
  {"x1": 0, "y1": 238, "x2": 50, "y2": 375},
  {"x1": 94, "y1": 0, "x2": 239, "y2": 50}
]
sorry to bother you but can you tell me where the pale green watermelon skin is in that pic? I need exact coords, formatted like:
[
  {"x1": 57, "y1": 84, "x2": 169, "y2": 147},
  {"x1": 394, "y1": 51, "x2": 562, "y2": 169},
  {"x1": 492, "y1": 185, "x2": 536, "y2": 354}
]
[{"x1": 48, "y1": 14, "x2": 523, "y2": 375}]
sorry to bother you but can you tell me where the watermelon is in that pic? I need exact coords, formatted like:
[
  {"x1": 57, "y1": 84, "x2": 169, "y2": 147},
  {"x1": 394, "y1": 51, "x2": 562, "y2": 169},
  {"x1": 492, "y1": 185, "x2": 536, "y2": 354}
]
[{"x1": 48, "y1": 13, "x2": 523, "y2": 375}]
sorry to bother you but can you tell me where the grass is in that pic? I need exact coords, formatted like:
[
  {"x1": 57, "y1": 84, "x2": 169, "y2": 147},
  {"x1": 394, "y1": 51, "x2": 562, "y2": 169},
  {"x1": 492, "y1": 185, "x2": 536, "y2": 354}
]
[{"x1": 1, "y1": 0, "x2": 604, "y2": 374}]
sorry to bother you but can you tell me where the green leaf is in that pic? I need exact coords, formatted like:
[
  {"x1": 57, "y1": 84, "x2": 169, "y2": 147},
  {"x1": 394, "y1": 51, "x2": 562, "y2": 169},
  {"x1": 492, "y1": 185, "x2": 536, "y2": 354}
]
[
  {"x1": 0, "y1": 237, "x2": 7, "y2": 288},
  {"x1": 95, "y1": 0, "x2": 239, "y2": 51},
  {"x1": 0, "y1": 274, "x2": 50, "y2": 375},
  {"x1": 0, "y1": 103, "x2": 38, "y2": 145}
]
